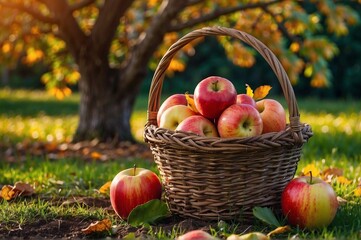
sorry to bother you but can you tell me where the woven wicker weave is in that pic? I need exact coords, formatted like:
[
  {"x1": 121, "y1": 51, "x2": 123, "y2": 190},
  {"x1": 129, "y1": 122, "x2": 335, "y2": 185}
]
[{"x1": 144, "y1": 26, "x2": 313, "y2": 221}]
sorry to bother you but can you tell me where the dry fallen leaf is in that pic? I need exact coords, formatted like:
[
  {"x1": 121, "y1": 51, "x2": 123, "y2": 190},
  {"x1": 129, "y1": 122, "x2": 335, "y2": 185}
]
[
  {"x1": 301, "y1": 164, "x2": 320, "y2": 177},
  {"x1": 81, "y1": 219, "x2": 112, "y2": 235},
  {"x1": 99, "y1": 181, "x2": 112, "y2": 194},
  {"x1": 337, "y1": 196, "x2": 348, "y2": 206},
  {"x1": 354, "y1": 186, "x2": 361, "y2": 197},
  {"x1": 336, "y1": 176, "x2": 352, "y2": 185},
  {"x1": 267, "y1": 225, "x2": 291, "y2": 237},
  {"x1": 1, "y1": 185, "x2": 16, "y2": 200},
  {"x1": 0, "y1": 182, "x2": 35, "y2": 200}
]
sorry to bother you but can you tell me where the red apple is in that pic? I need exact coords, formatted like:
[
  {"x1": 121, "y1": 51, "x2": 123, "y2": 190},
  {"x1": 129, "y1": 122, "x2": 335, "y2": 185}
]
[
  {"x1": 159, "y1": 105, "x2": 197, "y2": 130},
  {"x1": 194, "y1": 76, "x2": 237, "y2": 119},
  {"x1": 217, "y1": 104, "x2": 263, "y2": 138},
  {"x1": 110, "y1": 166, "x2": 162, "y2": 220},
  {"x1": 157, "y1": 94, "x2": 188, "y2": 126},
  {"x1": 177, "y1": 230, "x2": 217, "y2": 240},
  {"x1": 236, "y1": 94, "x2": 256, "y2": 108},
  {"x1": 256, "y1": 99, "x2": 286, "y2": 133},
  {"x1": 281, "y1": 174, "x2": 338, "y2": 229},
  {"x1": 175, "y1": 115, "x2": 219, "y2": 137}
]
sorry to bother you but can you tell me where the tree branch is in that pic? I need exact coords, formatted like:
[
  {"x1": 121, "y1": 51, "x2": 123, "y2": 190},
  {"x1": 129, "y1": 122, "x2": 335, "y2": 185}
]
[
  {"x1": 0, "y1": 1, "x2": 56, "y2": 24},
  {"x1": 168, "y1": 0, "x2": 283, "y2": 32},
  {"x1": 91, "y1": 0, "x2": 134, "y2": 58},
  {"x1": 262, "y1": 6, "x2": 300, "y2": 43},
  {"x1": 120, "y1": 0, "x2": 189, "y2": 94},
  {"x1": 70, "y1": 0, "x2": 96, "y2": 12},
  {"x1": 40, "y1": 0, "x2": 87, "y2": 61}
]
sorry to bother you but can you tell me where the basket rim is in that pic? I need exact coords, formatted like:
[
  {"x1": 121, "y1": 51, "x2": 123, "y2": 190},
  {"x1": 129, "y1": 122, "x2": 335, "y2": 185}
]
[
  {"x1": 146, "y1": 26, "x2": 306, "y2": 143},
  {"x1": 144, "y1": 123, "x2": 312, "y2": 152}
]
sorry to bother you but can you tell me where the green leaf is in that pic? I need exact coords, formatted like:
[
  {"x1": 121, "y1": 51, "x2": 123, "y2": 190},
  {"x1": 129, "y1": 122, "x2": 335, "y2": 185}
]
[
  {"x1": 252, "y1": 207, "x2": 281, "y2": 227},
  {"x1": 127, "y1": 199, "x2": 171, "y2": 227}
]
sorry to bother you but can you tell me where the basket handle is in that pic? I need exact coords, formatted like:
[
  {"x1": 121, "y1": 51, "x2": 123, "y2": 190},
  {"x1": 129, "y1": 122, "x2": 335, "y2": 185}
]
[{"x1": 146, "y1": 26, "x2": 303, "y2": 143}]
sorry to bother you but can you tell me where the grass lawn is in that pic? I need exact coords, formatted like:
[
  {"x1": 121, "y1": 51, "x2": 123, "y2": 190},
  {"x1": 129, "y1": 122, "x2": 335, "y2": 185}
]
[{"x1": 0, "y1": 88, "x2": 361, "y2": 239}]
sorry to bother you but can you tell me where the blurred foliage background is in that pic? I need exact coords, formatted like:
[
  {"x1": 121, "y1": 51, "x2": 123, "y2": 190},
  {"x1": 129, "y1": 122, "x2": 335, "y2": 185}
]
[{"x1": 0, "y1": 1, "x2": 360, "y2": 100}]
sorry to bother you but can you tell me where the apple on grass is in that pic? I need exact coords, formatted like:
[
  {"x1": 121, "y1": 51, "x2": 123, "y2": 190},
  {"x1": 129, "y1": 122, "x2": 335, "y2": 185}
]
[
  {"x1": 175, "y1": 115, "x2": 219, "y2": 137},
  {"x1": 236, "y1": 94, "x2": 256, "y2": 108},
  {"x1": 217, "y1": 104, "x2": 263, "y2": 138},
  {"x1": 281, "y1": 173, "x2": 338, "y2": 229},
  {"x1": 157, "y1": 94, "x2": 188, "y2": 126},
  {"x1": 194, "y1": 76, "x2": 237, "y2": 119},
  {"x1": 159, "y1": 105, "x2": 197, "y2": 130},
  {"x1": 256, "y1": 99, "x2": 286, "y2": 133},
  {"x1": 110, "y1": 166, "x2": 162, "y2": 220},
  {"x1": 177, "y1": 230, "x2": 218, "y2": 240}
]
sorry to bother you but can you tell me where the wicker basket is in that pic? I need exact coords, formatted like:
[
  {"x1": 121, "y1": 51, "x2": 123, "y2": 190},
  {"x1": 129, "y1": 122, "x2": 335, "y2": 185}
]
[{"x1": 144, "y1": 26, "x2": 313, "y2": 221}]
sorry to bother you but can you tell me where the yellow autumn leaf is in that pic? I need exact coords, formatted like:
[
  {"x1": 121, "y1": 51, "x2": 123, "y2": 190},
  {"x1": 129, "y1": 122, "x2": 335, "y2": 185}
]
[
  {"x1": 91, "y1": 151, "x2": 102, "y2": 160},
  {"x1": 267, "y1": 225, "x2": 291, "y2": 237},
  {"x1": 336, "y1": 176, "x2": 352, "y2": 185},
  {"x1": 0, "y1": 182, "x2": 35, "y2": 200},
  {"x1": 81, "y1": 219, "x2": 112, "y2": 234},
  {"x1": 301, "y1": 163, "x2": 320, "y2": 177},
  {"x1": 253, "y1": 85, "x2": 272, "y2": 100},
  {"x1": 245, "y1": 84, "x2": 254, "y2": 98},
  {"x1": 185, "y1": 92, "x2": 199, "y2": 113},
  {"x1": 99, "y1": 181, "x2": 112, "y2": 194},
  {"x1": 354, "y1": 186, "x2": 361, "y2": 197},
  {"x1": 1, "y1": 185, "x2": 16, "y2": 201}
]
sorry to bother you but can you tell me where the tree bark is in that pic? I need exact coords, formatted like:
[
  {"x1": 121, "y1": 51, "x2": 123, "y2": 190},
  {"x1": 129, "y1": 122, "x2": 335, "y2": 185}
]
[{"x1": 74, "y1": 56, "x2": 138, "y2": 143}]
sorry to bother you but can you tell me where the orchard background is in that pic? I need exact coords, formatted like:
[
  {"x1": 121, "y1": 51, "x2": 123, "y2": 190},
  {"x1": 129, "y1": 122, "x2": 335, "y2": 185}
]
[{"x1": 1, "y1": 0, "x2": 361, "y2": 239}]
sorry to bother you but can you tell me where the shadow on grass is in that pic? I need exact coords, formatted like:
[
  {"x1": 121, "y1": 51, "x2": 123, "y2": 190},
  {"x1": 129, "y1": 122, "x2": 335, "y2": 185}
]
[{"x1": 0, "y1": 98, "x2": 78, "y2": 117}]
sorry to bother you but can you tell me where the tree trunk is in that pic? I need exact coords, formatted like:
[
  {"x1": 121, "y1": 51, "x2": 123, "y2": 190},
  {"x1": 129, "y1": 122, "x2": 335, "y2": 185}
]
[{"x1": 73, "y1": 58, "x2": 140, "y2": 143}]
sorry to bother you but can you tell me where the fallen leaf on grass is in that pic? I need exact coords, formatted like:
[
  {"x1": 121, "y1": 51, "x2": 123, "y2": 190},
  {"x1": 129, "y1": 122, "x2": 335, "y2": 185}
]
[
  {"x1": 267, "y1": 225, "x2": 291, "y2": 237},
  {"x1": 128, "y1": 199, "x2": 171, "y2": 227},
  {"x1": 1, "y1": 182, "x2": 35, "y2": 200},
  {"x1": 337, "y1": 196, "x2": 348, "y2": 206},
  {"x1": 252, "y1": 207, "x2": 281, "y2": 227},
  {"x1": 81, "y1": 219, "x2": 111, "y2": 235},
  {"x1": 354, "y1": 186, "x2": 361, "y2": 197},
  {"x1": 336, "y1": 176, "x2": 352, "y2": 185},
  {"x1": 99, "y1": 181, "x2": 111, "y2": 194},
  {"x1": 301, "y1": 164, "x2": 320, "y2": 177}
]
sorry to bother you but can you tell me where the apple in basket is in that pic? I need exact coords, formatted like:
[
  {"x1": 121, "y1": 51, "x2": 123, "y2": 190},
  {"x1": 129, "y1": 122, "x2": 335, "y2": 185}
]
[
  {"x1": 159, "y1": 105, "x2": 197, "y2": 130},
  {"x1": 157, "y1": 94, "x2": 188, "y2": 126},
  {"x1": 217, "y1": 104, "x2": 263, "y2": 138},
  {"x1": 236, "y1": 94, "x2": 256, "y2": 108},
  {"x1": 194, "y1": 76, "x2": 237, "y2": 119},
  {"x1": 281, "y1": 173, "x2": 338, "y2": 229},
  {"x1": 176, "y1": 115, "x2": 219, "y2": 137},
  {"x1": 110, "y1": 166, "x2": 162, "y2": 220},
  {"x1": 256, "y1": 99, "x2": 286, "y2": 133}
]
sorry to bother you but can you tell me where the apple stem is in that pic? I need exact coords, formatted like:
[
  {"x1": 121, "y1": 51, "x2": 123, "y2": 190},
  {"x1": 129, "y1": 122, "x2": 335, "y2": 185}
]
[
  {"x1": 133, "y1": 164, "x2": 137, "y2": 176},
  {"x1": 309, "y1": 171, "x2": 313, "y2": 184},
  {"x1": 212, "y1": 80, "x2": 219, "y2": 92}
]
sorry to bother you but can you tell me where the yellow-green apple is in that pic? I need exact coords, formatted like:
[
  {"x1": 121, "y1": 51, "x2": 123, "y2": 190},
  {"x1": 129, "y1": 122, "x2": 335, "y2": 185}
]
[
  {"x1": 236, "y1": 94, "x2": 256, "y2": 108},
  {"x1": 159, "y1": 105, "x2": 197, "y2": 130},
  {"x1": 281, "y1": 174, "x2": 338, "y2": 229},
  {"x1": 175, "y1": 115, "x2": 219, "y2": 137},
  {"x1": 194, "y1": 76, "x2": 237, "y2": 119},
  {"x1": 110, "y1": 166, "x2": 162, "y2": 220},
  {"x1": 217, "y1": 104, "x2": 263, "y2": 138},
  {"x1": 227, "y1": 232, "x2": 268, "y2": 240},
  {"x1": 177, "y1": 230, "x2": 218, "y2": 240},
  {"x1": 256, "y1": 99, "x2": 286, "y2": 133},
  {"x1": 157, "y1": 94, "x2": 188, "y2": 126}
]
